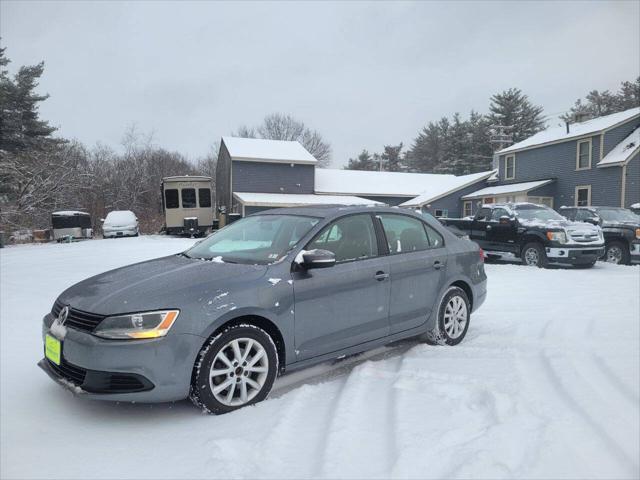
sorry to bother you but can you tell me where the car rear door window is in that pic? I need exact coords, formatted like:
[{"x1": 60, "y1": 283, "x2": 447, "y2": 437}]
[
  {"x1": 423, "y1": 223, "x2": 444, "y2": 248},
  {"x1": 165, "y1": 189, "x2": 179, "y2": 209},
  {"x1": 308, "y1": 214, "x2": 378, "y2": 262},
  {"x1": 378, "y1": 214, "x2": 431, "y2": 254},
  {"x1": 181, "y1": 188, "x2": 196, "y2": 208},
  {"x1": 198, "y1": 188, "x2": 212, "y2": 208}
]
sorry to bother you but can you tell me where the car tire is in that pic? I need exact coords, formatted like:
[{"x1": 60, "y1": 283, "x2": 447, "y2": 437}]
[
  {"x1": 521, "y1": 242, "x2": 548, "y2": 268},
  {"x1": 604, "y1": 241, "x2": 630, "y2": 265},
  {"x1": 423, "y1": 286, "x2": 471, "y2": 346},
  {"x1": 189, "y1": 324, "x2": 278, "y2": 415}
]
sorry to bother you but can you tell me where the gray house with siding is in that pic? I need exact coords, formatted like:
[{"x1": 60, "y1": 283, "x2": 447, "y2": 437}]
[{"x1": 468, "y1": 107, "x2": 640, "y2": 214}]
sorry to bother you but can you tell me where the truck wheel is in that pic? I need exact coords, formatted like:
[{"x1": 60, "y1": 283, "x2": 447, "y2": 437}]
[
  {"x1": 605, "y1": 241, "x2": 630, "y2": 265},
  {"x1": 423, "y1": 286, "x2": 470, "y2": 346},
  {"x1": 190, "y1": 324, "x2": 278, "y2": 415},
  {"x1": 521, "y1": 242, "x2": 547, "y2": 268}
]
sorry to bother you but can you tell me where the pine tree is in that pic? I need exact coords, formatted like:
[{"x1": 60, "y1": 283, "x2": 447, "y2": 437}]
[
  {"x1": 345, "y1": 150, "x2": 377, "y2": 171},
  {"x1": 0, "y1": 47, "x2": 58, "y2": 153},
  {"x1": 381, "y1": 143, "x2": 403, "y2": 172},
  {"x1": 562, "y1": 77, "x2": 640, "y2": 122},
  {"x1": 487, "y1": 88, "x2": 545, "y2": 144}
]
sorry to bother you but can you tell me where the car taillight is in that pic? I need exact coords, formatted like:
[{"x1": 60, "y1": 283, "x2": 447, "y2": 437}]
[{"x1": 479, "y1": 247, "x2": 485, "y2": 263}]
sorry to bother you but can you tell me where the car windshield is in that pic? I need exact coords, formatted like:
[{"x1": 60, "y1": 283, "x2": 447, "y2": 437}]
[
  {"x1": 514, "y1": 206, "x2": 565, "y2": 222},
  {"x1": 184, "y1": 214, "x2": 320, "y2": 264},
  {"x1": 595, "y1": 208, "x2": 639, "y2": 223}
]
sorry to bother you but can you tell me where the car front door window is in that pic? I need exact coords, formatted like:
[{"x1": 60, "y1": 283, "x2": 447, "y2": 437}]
[{"x1": 307, "y1": 214, "x2": 378, "y2": 262}]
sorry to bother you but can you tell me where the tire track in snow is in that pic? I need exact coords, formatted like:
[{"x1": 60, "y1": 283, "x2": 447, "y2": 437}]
[
  {"x1": 591, "y1": 353, "x2": 639, "y2": 406},
  {"x1": 539, "y1": 353, "x2": 638, "y2": 475},
  {"x1": 316, "y1": 356, "x2": 402, "y2": 479}
]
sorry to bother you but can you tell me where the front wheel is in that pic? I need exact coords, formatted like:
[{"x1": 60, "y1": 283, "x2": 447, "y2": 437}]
[
  {"x1": 521, "y1": 242, "x2": 548, "y2": 268},
  {"x1": 605, "y1": 241, "x2": 630, "y2": 265},
  {"x1": 190, "y1": 324, "x2": 278, "y2": 414},
  {"x1": 424, "y1": 286, "x2": 471, "y2": 346}
]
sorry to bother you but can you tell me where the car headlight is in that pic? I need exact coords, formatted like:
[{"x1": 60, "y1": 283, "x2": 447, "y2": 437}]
[
  {"x1": 636, "y1": 228, "x2": 640, "y2": 240},
  {"x1": 546, "y1": 231, "x2": 567, "y2": 244},
  {"x1": 94, "y1": 310, "x2": 179, "y2": 339}
]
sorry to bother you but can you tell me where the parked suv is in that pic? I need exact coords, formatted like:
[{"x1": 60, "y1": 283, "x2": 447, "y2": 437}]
[
  {"x1": 560, "y1": 206, "x2": 640, "y2": 265},
  {"x1": 39, "y1": 206, "x2": 486, "y2": 414},
  {"x1": 440, "y1": 203, "x2": 605, "y2": 268}
]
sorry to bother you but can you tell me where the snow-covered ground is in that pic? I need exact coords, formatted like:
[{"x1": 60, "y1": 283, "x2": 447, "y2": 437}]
[{"x1": 1, "y1": 236, "x2": 639, "y2": 479}]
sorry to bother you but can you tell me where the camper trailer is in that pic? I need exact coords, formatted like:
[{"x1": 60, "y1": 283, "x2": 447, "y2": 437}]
[
  {"x1": 51, "y1": 211, "x2": 93, "y2": 241},
  {"x1": 161, "y1": 176, "x2": 214, "y2": 236}
]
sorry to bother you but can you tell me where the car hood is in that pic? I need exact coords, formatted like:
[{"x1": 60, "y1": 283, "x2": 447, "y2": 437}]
[
  {"x1": 602, "y1": 221, "x2": 640, "y2": 230},
  {"x1": 57, "y1": 254, "x2": 267, "y2": 315},
  {"x1": 519, "y1": 218, "x2": 600, "y2": 233}
]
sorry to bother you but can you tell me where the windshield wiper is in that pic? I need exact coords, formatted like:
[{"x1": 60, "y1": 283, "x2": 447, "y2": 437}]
[{"x1": 179, "y1": 252, "x2": 191, "y2": 259}]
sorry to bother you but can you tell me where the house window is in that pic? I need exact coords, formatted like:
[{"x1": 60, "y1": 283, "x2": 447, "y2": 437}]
[
  {"x1": 575, "y1": 185, "x2": 591, "y2": 207},
  {"x1": 483, "y1": 197, "x2": 495, "y2": 204},
  {"x1": 576, "y1": 139, "x2": 592, "y2": 170},
  {"x1": 505, "y1": 155, "x2": 516, "y2": 180},
  {"x1": 463, "y1": 201, "x2": 473, "y2": 217},
  {"x1": 434, "y1": 209, "x2": 448, "y2": 218}
]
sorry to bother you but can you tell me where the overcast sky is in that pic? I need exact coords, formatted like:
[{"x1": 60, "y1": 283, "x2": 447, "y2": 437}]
[{"x1": 2, "y1": 1, "x2": 639, "y2": 167}]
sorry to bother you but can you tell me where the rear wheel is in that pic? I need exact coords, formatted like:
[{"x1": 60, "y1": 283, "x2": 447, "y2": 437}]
[
  {"x1": 521, "y1": 242, "x2": 547, "y2": 268},
  {"x1": 605, "y1": 241, "x2": 630, "y2": 265},
  {"x1": 424, "y1": 287, "x2": 470, "y2": 346},
  {"x1": 190, "y1": 324, "x2": 278, "y2": 414}
]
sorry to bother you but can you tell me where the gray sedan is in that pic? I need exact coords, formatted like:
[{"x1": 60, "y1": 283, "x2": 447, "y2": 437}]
[{"x1": 40, "y1": 206, "x2": 487, "y2": 414}]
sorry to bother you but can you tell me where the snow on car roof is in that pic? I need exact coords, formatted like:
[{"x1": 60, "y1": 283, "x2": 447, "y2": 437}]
[
  {"x1": 461, "y1": 179, "x2": 554, "y2": 200},
  {"x1": 400, "y1": 170, "x2": 495, "y2": 207},
  {"x1": 52, "y1": 210, "x2": 90, "y2": 216},
  {"x1": 104, "y1": 210, "x2": 136, "y2": 223},
  {"x1": 315, "y1": 169, "x2": 459, "y2": 197},
  {"x1": 222, "y1": 137, "x2": 317, "y2": 164},
  {"x1": 499, "y1": 107, "x2": 640, "y2": 154},
  {"x1": 597, "y1": 127, "x2": 640, "y2": 167}
]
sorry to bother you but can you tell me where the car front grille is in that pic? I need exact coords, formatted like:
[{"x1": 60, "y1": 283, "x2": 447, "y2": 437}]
[
  {"x1": 45, "y1": 357, "x2": 153, "y2": 393},
  {"x1": 51, "y1": 300, "x2": 106, "y2": 333},
  {"x1": 568, "y1": 231, "x2": 600, "y2": 243},
  {"x1": 47, "y1": 357, "x2": 87, "y2": 385}
]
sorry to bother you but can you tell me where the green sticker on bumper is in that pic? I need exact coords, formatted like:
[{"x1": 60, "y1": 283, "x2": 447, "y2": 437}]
[{"x1": 45, "y1": 334, "x2": 61, "y2": 365}]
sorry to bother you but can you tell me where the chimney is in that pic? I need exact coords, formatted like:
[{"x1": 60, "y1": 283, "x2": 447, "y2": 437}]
[{"x1": 565, "y1": 122, "x2": 570, "y2": 134}]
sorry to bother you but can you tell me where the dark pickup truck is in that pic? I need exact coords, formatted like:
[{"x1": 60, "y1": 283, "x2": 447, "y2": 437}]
[
  {"x1": 560, "y1": 206, "x2": 640, "y2": 265},
  {"x1": 440, "y1": 203, "x2": 605, "y2": 268}
]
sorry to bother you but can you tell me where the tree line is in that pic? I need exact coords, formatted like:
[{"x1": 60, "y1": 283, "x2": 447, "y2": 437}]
[
  {"x1": 0, "y1": 47, "x2": 330, "y2": 233},
  {"x1": 346, "y1": 78, "x2": 640, "y2": 175}
]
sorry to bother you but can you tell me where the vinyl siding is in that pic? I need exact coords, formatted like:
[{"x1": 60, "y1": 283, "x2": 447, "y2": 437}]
[
  {"x1": 215, "y1": 143, "x2": 232, "y2": 211},
  {"x1": 497, "y1": 134, "x2": 622, "y2": 208},
  {"x1": 603, "y1": 118, "x2": 640, "y2": 156},
  {"x1": 231, "y1": 162, "x2": 315, "y2": 195},
  {"x1": 625, "y1": 152, "x2": 640, "y2": 207}
]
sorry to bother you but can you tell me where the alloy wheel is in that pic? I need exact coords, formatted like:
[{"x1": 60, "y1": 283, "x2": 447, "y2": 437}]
[
  {"x1": 605, "y1": 246, "x2": 623, "y2": 264},
  {"x1": 209, "y1": 338, "x2": 269, "y2": 407},
  {"x1": 524, "y1": 247, "x2": 539, "y2": 266},
  {"x1": 443, "y1": 295, "x2": 468, "y2": 340}
]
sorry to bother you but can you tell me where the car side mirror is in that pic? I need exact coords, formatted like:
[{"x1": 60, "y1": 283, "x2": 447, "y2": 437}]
[
  {"x1": 585, "y1": 217, "x2": 601, "y2": 226},
  {"x1": 100, "y1": 218, "x2": 105, "y2": 223},
  {"x1": 499, "y1": 215, "x2": 513, "y2": 225},
  {"x1": 302, "y1": 249, "x2": 336, "y2": 269}
]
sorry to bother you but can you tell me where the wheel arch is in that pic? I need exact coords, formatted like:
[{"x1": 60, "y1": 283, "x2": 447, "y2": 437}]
[
  {"x1": 197, "y1": 315, "x2": 287, "y2": 375},
  {"x1": 448, "y1": 279, "x2": 474, "y2": 311}
]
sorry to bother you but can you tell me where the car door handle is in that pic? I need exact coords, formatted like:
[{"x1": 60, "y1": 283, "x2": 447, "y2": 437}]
[
  {"x1": 374, "y1": 271, "x2": 389, "y2": 281},
  {"x1": 433, "y1": 261, "x2": 443, "y2": 270}
]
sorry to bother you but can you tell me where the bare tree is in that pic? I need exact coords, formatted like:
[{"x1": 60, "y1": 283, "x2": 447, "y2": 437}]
[{"x1": 236, "y1": 113, "x2": 332, "y2": 167}]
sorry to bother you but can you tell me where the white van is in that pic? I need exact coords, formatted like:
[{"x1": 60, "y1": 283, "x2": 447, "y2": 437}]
[
  {"x1": 162, "y1": 176, "x2": 214, "y2": 236},
  {"x1": 102, "y1": 210, "x2": 139, "y2": 238}
]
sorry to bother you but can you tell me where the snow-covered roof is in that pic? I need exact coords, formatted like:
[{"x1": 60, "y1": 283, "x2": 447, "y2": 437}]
[
  {"x1": 597, "y1": 127, "x2": 640, "y2": 167},
  {"x1": 315, "y1": 169, "x2": 458, "y2": 197},
  {"x1": 222, "y1": 137, "x2": 317, "y2": 164},
  {"x1": 499, "y1": 107, "x2": 640, "y2": 154},
  {"x1": 400, "y1": 170, "x2": 495, "y2": 207},
  {"x1": 461, "y1": 179, "x2": 554, "y2": 200},
  {"x1": 52, "y1": 210, "x2": 90, "y2": 216},
  {"x1": 233, "y1": 192, "x2": 382, "y2": 208}
]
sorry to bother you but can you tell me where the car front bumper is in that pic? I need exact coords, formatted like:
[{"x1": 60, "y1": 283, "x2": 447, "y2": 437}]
[
  {"x1": 546, "y1": 245, "x2": 605, "y2": 265},
  {"x1": 40, "y1": 315, "x2": 204, "y2": 402}
]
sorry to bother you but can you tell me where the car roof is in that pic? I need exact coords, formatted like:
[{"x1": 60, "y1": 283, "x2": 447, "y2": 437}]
[{"x1": 254, "y1": 204, "x2": 425, "y2": 221}]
